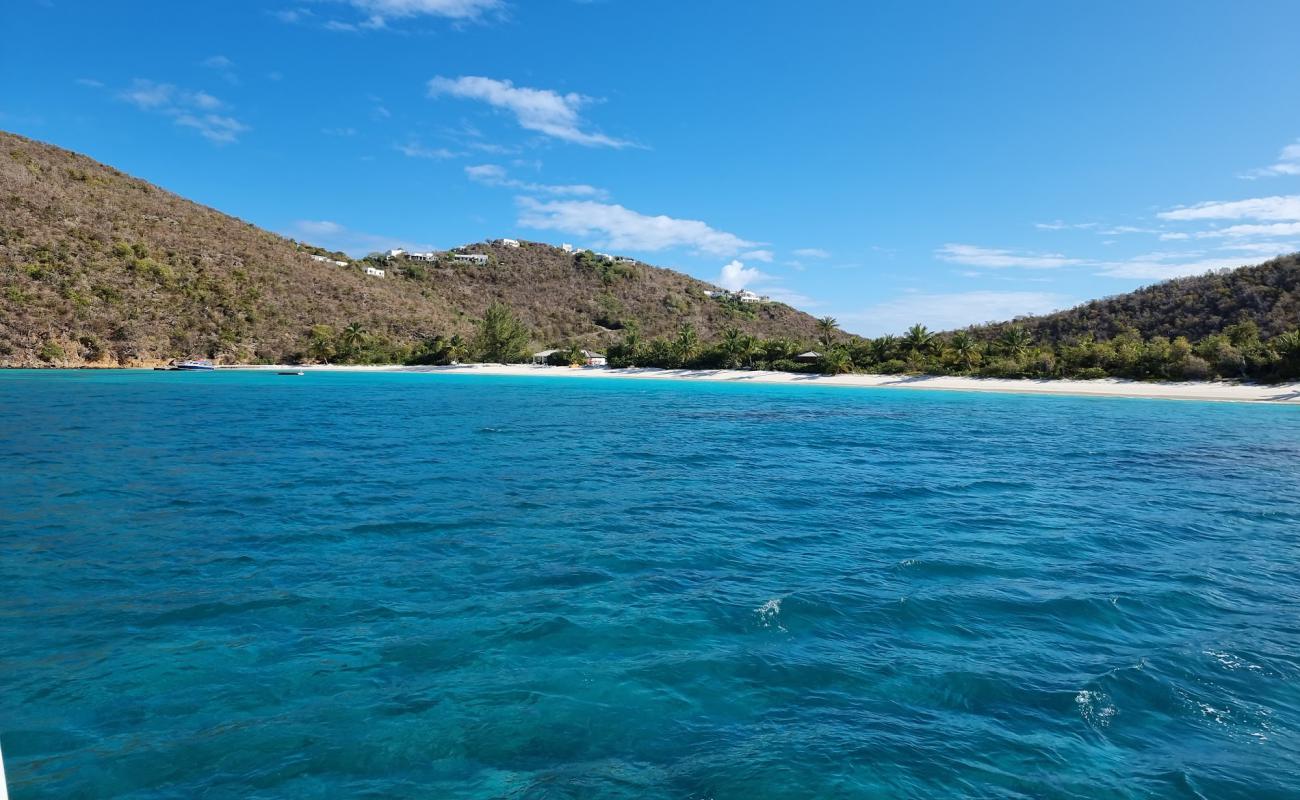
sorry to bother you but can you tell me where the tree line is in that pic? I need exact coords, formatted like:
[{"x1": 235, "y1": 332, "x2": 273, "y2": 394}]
[{"x1": 300, "y1": 304, "x2": 1300, "y2": 383}]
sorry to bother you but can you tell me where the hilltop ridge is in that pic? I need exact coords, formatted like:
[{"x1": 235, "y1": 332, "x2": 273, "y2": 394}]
[{"x1": 0, "y1": 131, "x2": 826, "y2": 367}]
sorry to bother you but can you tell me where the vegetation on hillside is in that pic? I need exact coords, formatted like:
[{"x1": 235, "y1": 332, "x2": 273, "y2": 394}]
[{"x1": 0, "y1": 131, "x2": 826, "y2": 367}]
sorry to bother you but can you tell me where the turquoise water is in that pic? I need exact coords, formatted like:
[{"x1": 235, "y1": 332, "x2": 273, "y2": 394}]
[{"x1": 2, "y1": 370, "x2": 1300, "y2": 799}]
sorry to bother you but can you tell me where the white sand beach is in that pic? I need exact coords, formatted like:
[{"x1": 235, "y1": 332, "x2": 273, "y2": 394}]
[{"x1": 232, "y1": 364, "x2": 1300, "y2": 404}]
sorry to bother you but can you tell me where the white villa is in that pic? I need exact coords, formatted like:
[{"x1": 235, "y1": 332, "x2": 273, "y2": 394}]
[
  {"x1": 309, "y1": 253, "x2": 348, "y2": 267},
  {"x1": 613, "y1": 256, "x2": 638, "y2": 265},
  {"x1": 386, "y1": 249, "x2": 406, "y2": 259},
  {"x1": 452, "y1": 253, "x2": 489, "y2": 265},
  {"x1": 408, "y1": 251, "x2": 438, "y2": 262},
  {"x1": 496, "y1": 238, "x2": 521, "y2": 248},
  {"x1": 561, "y1": 243, "x2": 574, "y2": 253},
  {"x1": 364, "y1": 266, "x2": 386, "y2": 278},
  {"x1": 707, "y1": 288, "x2": 770, "y2": 304}
]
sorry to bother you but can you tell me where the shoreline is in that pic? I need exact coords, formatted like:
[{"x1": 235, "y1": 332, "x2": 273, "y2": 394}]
[{"x1": 223, "y1": 363, "x2": 1300, "y2": 404}]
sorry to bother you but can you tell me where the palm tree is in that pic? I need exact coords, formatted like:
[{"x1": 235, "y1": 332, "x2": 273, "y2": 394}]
[
  {"x1": 999, "y1": 326, "x2": 1033, "y2": 360},
  {"x1": 903, "y1": 323, "x2": 935, "y2": 357},
  {"x1": 672, "y1": 323, "x2": 699, "y2": 367},
  {"x1": 340, "y1": 322, "x2": 367, "y2": 353},
  {"x1": 816, "y1": 316, "x2": 839, "y2": 351},
  {"x1": 819, "y1": 347, "x2": 853, "y2": 375},
  {"x1": 870, "y1": 335, "x2": 897, "y2": 363},
  {"x1": 950, "y1": 331, "x2": 979, "y2": 371},
  {"x1": 719, "y1": 327, "x2": 757, "y2": 369}
]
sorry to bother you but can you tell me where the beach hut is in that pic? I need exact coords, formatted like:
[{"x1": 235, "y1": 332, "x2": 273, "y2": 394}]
[
  {"x1": 794, "y1": 351, "x2": 821, "y2": 363},
  {"x1": 532, "y1": 349, "x2": 559, "y2": 365}
]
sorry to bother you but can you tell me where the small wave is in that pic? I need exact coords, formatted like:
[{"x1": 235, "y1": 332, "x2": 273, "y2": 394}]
[
  {"x1": 754, "y1": 597, "x2": 786, "y2": 631},
  {"x1": 1076, "y1": 689, "x2": 1117, "y2": 728}
]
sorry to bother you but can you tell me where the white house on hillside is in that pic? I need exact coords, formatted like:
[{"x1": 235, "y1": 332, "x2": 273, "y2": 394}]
[
  {"x1": 386, "y1": 249, "x2": 405, "y2": 259},
  {"x1": 614, "y1": 256, "x2": 638, "y2": 265},
  {"x1": 452, "y1": 253, "x2": 489, "y2": 265},
  {"x1": 561, "y1": 243, "x2": 574, "y2": 253},
  {"x1": 310, "y1": 253, "x2": 349, "y2": 267},
  {"x1": 408, "y1": 251, "x2": 438, "y2": 262},
  {"x1": 364, "y1": 266, "x2": 386, "y2": 278},
  {"x1": 496, "y1": 238, "x2": 521, "y2": 248}
]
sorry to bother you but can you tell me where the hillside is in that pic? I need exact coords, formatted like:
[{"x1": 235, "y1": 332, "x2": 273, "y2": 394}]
[
  {"x1": 0, "y1": 131, "x2": 826, "y2": 367},
  {"x1": 969, "y1": 255, "x2": 1300, "y2": 344}
]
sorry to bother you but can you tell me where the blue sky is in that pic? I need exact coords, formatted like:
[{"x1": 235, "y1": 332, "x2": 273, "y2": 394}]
[{"x1": 3, "y1": 0, "x2": 1299, "y2": 335}]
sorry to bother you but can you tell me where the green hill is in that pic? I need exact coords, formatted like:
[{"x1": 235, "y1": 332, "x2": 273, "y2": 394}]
[
  {"x1": 0, "y1": 130, "x2": 826, "y2": 367},
  {"x1": 972, "y1": 255, "x2": 1300, "y2": 344}
]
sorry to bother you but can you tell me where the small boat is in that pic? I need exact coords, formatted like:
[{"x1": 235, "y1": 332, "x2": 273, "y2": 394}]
[
  {"x1": 175, "y1": 359, "x2": 216, "y2": 371},
  {"x1": 277, "y1": 371, "x2": 304, "y2": 376}
]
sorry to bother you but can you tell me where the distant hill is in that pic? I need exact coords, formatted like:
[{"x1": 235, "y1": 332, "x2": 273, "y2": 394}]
[
  {"x1": 0, "y1": 131, "x2": 826, "y2": 367},
  {"x1": 965, "y1": 255, "x2": 1300, "y2": 344}
]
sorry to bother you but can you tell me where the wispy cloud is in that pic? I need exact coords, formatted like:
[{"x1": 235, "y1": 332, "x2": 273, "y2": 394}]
[
  {"x1": 288, "y1": 219, "x2": 433, "y2": 257},
  {"x1": 936, "y1": 243, "x2": 1082, "y2": 269},
  {"x1": 1240, "y1": 139, "x2": 1300, "y2": 179},
  {"x1": 116, "y1": 79, "x2": 249, "y2": 144},
  {"x1": 843, "y1": 291, "x2": 1073, "y2": 337},
  {"x1": 1165, "y1": 222, "x2": 1300, "y2": 240},
  {"x1": 75, "y1": 78, "x2": 103, "y2": 88},
  {"x1": 517, "y1": 198, "x2": 761, "y2": 255},
  {"x1": 340, "y1": 0, "x2": 500, "y2": 22},
  {"x1": 1034, "y1": 220, "x2": 1097, "y2": 231},
  {"x1": 792, "y1": 247, "x2": 831, "y2": 259},
  {"x1": 1094, "y1": 253, "x2": 1266, "y2": 280},
  {"x1": 201, "y1": 55, "x2": 238, "y2": 84},
  {"x1": 465, "y1": 164, "x2": 605, "y2": 197},
  {"x1": 1157, "y1": 195, "x2": 1300, "y2": 222},
  {"x1": 741, "y1": 249, "x2": 774, "y2": 262},
  {"x1": 396, "y1": 141, "x2": 457, "y2": 159},
  {"x1": 428, "y1": 76, "x2": 631, "y2": 148}
]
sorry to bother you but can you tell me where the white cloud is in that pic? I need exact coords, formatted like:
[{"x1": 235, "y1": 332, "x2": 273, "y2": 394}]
[
  {"x1": 741, "y1": 249, "x2": 774, "y2": 262},
  {"x1": 175, "y1": 114, "x2": 249, "y2": 144},
  {"x1": 428, "y1": 76, "x2": 630, "y2": 148},
  {"x1": 936, "y1": 243, "x2": 1082, "y2": 269},
  {"x1": 717, "y1": 260, "x2": 770, "y2": 291},
  {"x1": 1034, "y1": 220, "x2": 1097, "y2": 231},
  {"x1": 792, "y1": 247, "x2": 831, "y2": 259},
  {"x1": 465, "y1": 163, "x2": 605, "y2": 197},
  {"x1": 1241, "y1": 140, "x2": 1300, "y2": 179},
  {"x1": 844, "y1": 291, "x2": 1073, "y2": 337},
  {"x1": 288, "y1": 219, "x2": 433, "y2": 257},
  {"x1": 323, "y1": 127, "x2": 358, "y2": 136},
  {"x1": 396, "y1": 141, "x2": 457, "y2": 159},
  {"x1": 117, "y1": 79, "x2": 248, "y2": 144},
  {"x1": 1183, "y1": 222, "x2": 1300, "y2": 239},
  {"x1": 1218, "y1": 241, "x2": 1299, "y2": 255},
  {"x1": 120, "y1": 79, "x2": 180, "y2": 109},
  {"x1": 1094, "y1": 253, "x2": 1265, "y2": 280},
  {"x1": 1157, "y1": 195, "x2": 1300, "y2": 222},
  {"x1": 75, "y1": 77, "x2": 103, "y2": 88},
  {"x1": 516, "y1": 198, "x2": 761, "y2": 255},
  {"x1": 341, "y1": 0, "x2": 500, "y2": 20}
]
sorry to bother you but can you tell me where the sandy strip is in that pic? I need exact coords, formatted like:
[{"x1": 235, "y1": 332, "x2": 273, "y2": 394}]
[{"x1": 229, "y1": 363, "x2": 1300, "y2": 405}]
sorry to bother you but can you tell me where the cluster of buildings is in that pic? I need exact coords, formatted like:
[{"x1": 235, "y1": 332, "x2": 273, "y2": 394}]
[
  {"x1": 308, "y1": 254, "x2": 349, "y2": 267},
  {"x1": 705, "y1": 288, "x2": 771, "y2": 304},
  {"x1": 311, "y1": 238, "x2": 640, "y2": 281}
]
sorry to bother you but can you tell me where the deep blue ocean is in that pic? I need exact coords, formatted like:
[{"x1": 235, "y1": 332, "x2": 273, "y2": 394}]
[{"x1": 2, "y1": 370, "x2": 1300, "y2": 798}]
